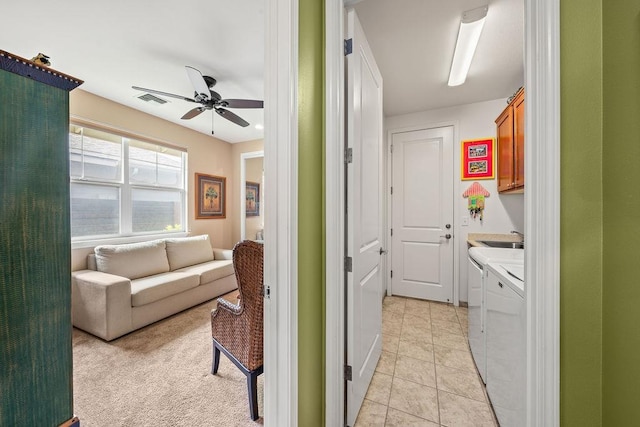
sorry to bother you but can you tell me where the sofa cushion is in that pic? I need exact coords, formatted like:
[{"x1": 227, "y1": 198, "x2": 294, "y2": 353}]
[
  {"x1": 165, "y1": 235, "x2": 215, "y2": 270},
  {"x1": 175, "y1": 260, "x2": 235, "y2": 285},
  {"x1": 130, "y1": 272, "x2": 200, "y2": 307},
  {"x1": 95, "y1": 240, "x2": 170, "y2": 280}
]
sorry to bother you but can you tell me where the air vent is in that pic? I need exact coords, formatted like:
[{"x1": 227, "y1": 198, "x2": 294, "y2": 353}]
[{"x1": 137, "y1": 93, "x2": 168, "y2": 105}]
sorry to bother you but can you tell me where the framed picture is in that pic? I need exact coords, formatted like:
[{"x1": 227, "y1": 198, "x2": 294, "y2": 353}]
[
  {"x1": 195, "y1": 173, "x2": 226, "y2": 219},
  {"x1": 246, "y1": 181, "x2": 260, "y2": 217},
  {"x1": 461, "y1": 138, "x2": 495, "y2": 180}
]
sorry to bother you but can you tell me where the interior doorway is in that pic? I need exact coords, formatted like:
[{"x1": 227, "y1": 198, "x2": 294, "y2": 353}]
[
  {"x1": 240, "y1": 150, "x2": 265, "y2": 241},
  {"x1": 325, "y1": 0, "x2": 561, "y2": 425}
]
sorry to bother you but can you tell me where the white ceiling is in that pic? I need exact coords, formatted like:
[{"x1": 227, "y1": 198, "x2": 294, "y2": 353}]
[
  {"x1": 0, "y1": 0, "x2": 265, "y2": 143},
  {"x1": 1, "y1": 0, "x2": 522, "y2": 143},
  {"x1": 354, "y1": 0, "x2": 524, "y2": 117}
]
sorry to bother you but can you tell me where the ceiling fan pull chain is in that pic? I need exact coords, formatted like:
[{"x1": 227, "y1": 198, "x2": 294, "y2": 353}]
[{"x1": 211, "y1": 110, "x2": 215, "y2": 135}]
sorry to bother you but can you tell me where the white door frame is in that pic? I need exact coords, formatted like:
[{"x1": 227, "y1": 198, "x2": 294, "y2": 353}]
[
  {"x1": 264, "y1": 0, "x2": 298, "y2": 424},
  {"x1": 325, "y1": 0, "x2": 346, "y2": 423},
  {"x1": 240, "y1": 150, "x2": 264, "y2": 241},
  {"x1": 524, "y1": 0, "x2": 560, "y2": 425},
  {"x1": 325, "y1": 1, "x2": 561, "y2": 426}
]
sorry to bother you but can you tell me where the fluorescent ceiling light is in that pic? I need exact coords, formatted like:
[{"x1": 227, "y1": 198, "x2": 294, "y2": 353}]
[{"x1": 448, "y1": 5, "x2": 488, "y2": 87}]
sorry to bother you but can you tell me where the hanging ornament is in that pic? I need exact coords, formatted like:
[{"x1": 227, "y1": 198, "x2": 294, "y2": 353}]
[{"x1": 463, "y1": 182, "x2": 490, "y2": 222}]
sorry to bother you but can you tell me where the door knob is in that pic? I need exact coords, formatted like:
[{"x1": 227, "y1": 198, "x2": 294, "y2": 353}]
[
  {"x1": 379, "y1": 248, "x2": 387, "y2": 255},
  {"x1": 445, "y1": 224, "x2": 451, "y2": 229},
  {"x1": 440, "y1": 234, "x2": 452, "y2": 239}
]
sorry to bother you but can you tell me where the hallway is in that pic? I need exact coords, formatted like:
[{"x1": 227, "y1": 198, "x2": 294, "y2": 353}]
[{"x1": 355, "y1": 296, "x2": 498, "y2": 426}]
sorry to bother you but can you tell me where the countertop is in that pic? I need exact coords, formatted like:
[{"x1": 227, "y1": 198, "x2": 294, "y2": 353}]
[{"x1": 467, "y1": 232, "x2": 524, "y2": 248}]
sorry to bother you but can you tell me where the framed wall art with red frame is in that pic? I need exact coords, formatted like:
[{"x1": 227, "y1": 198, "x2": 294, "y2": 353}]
[{"x1": 461, "y1": 138, "x2": 495, "y2": 180}]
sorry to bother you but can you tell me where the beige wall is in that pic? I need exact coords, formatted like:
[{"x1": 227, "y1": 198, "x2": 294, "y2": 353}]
[
  {"x1": 230, "y1": 140, "x2": 264, "y2": 243},
  {"x1": 70, "y1": 90, "x2": 237, "y2": 270}
]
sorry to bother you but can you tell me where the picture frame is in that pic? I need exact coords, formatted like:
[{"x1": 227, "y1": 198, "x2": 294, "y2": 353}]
[
  {"x1": 245, "y1": 181, "x2": 260, "y2": 217},
  {"x1": 195, "y1": 173, "x2": 226, "y2": 219},
  {"x1": 461, "y1": 138, "x2": 495, "y2": 180}
]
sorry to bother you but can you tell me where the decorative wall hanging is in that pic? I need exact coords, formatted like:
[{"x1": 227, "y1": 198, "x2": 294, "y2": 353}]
[
  {"x1": 463, "y1": 182, "x2": 491, "y2": 221},
  {"x1": 461, "y1": 138, "x2": 495, "y2": 180},
  {"x1": 195, "y1": 173, "x2": 226, "y2": 219},
  {"x1": 246, "y1": 181, "x2": 260, "y2": 216}
]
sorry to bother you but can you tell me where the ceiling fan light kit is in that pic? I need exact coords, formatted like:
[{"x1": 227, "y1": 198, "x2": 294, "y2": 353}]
[
  {"x1": 448, "y1": 5, "x2": 488, "y2": 87},
  {"x1": 132, "y1": 66, "x2": 264, "y2": 133}
]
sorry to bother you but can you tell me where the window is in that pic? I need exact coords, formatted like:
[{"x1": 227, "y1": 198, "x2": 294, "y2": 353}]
[{"x1": 69, "y1": 124, "x2": 187, "y2": 243}]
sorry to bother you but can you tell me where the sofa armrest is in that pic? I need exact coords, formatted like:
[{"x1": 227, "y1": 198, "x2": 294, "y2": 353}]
[
  {"x1": 212, "y1": 248, "x2": 233, "y2": 260},
  {"x1": 71, "y1": 270, "x2": 133, "y2": 341}
]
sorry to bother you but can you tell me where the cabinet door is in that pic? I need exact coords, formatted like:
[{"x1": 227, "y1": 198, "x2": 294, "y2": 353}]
[
  {"x1": 513, "y1": 90, "x2": 525, "y2": 188},
  {"x1": 495, "y1": 106, "x2": 514, "y2": 192}
]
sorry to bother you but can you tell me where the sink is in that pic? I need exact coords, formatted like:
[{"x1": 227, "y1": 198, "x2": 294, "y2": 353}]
[{"x1": 477, "y1": 240, "x2": 524, "y2": 249}]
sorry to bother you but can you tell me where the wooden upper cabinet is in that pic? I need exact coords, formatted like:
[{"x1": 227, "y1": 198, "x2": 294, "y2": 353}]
[
  {"x1": 495, "y1": 88, "x2": 525, "y2": 193},
  {"x1": 496, "y1": 105, "x2": 515, "y2": 192},
  {"x1": 513, "y1": 89, "x2": 525, "y2": 188}
]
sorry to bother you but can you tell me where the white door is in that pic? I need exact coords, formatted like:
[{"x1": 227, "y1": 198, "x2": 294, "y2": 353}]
[
  {"x1": 345, "y1": 8, "x2": 384, "y2": 426},
  {"x1": 391, "y1": 127, "x2": 454, "y2": 302}
]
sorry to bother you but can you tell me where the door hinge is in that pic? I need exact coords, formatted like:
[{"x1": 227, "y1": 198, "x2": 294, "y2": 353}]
[
  {"x1": 344, "y1": 256, "x2": 353, "y2": 273},
  {"x1": 391, "y1": 270, "x2": 393, "y2": 278},
  {"x1": 345, "y1": 147, "x2": 353, "y2": 164},
  {"x1": 344, "y1": 365, "x2": 353, "y2": 381},
  {"x1": 390, "y1": 144, "x2": 394, "y2": 153},
  {"x1": 390, "y1": 186, "x2": 393, "y2": 195},
  {"x1": 344, "y1": 38, "x2": 353, "y2": 56},
  {"x1": 391, "y1": 228, "x2": 393, "y2": 236},
  {"x1": 262, "y1": 285, "x2": 271, "y2": 299}
]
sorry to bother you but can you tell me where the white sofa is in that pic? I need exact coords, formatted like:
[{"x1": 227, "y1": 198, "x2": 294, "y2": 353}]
[{"x1": 71, "y1": 235, "x2": 237, "y2": 341}]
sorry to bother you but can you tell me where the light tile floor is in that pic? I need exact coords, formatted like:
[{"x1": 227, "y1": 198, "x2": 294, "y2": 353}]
[{"x1": 355, "y1": 296, "x2": 498, "y2": 427}]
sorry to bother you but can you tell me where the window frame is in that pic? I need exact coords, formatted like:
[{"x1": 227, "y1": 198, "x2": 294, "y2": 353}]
[{"x1": 69, "y1": 119, "x2": 188, "y2": 249}]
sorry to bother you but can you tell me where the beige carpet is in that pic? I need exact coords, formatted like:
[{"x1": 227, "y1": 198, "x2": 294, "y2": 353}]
[{"x1": 72, "y1": 291, "x2": 264, "y2": 426}]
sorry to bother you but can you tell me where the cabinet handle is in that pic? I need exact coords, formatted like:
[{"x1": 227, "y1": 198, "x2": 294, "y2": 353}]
[{"x1": 498, "y1": 282, "x2": 504, "y2": 288}]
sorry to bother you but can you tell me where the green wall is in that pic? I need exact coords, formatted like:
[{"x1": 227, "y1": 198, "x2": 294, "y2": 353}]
[
  {"x1": 602, "y1": 1, "x2": 640, "y2": 423},
  {"x1": 560, "y1": 0, "x2": 604, "y2": 425},
  {"x1": 561, "y1": 0, "x2": 640, "y2": 424},
  {"x1": 298, "y1": 0, "x2": 325, "y2": 425}
]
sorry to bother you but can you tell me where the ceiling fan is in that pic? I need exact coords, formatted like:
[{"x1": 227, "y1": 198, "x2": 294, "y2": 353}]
[{"x1": 132, "y1": 66, "x2": 263, "y2": 129}]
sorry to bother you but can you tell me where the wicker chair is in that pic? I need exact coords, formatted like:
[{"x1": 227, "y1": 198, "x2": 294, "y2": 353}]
[{"x1": 211, "y1": 240, "x2": 264, "y2": 421}]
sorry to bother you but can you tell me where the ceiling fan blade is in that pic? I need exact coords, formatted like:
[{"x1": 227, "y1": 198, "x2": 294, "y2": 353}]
[
  {"x1": 215, "y1": 108, "x2": 250, "y2": 127},
  {"x1": 222, "y1": 99, "x2": 264, "y2": 109},
  {"x1": 185, "y1": 66, "x2": 211, "y2": 100},
  {"x1": 181, "y1": 107, "x2": 205, "y2": 120},
  {"x1": 132, "y1": 86, "x2": 196, "y2": 103}
]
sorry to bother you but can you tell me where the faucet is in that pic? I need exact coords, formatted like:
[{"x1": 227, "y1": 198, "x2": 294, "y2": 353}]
[{"x1": 511, "y1": 230, "x2": 525, "y2": 240}]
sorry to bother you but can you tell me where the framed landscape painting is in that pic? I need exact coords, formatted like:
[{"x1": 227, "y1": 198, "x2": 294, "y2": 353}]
[
  {"x1": 461, "y1": 138, "x2": 495, "y2": 180},
  {"x1": 195, "y1": 173, "x2": 226, "y2": 219},
  {"x1": 246, "y1": 181, "x2": 260, "y2": 216}
]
